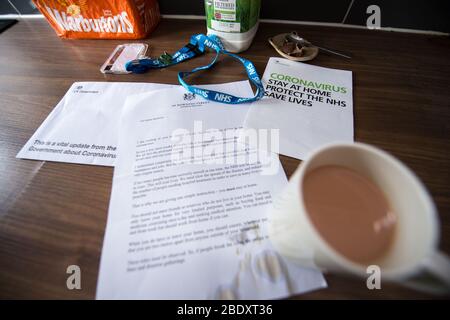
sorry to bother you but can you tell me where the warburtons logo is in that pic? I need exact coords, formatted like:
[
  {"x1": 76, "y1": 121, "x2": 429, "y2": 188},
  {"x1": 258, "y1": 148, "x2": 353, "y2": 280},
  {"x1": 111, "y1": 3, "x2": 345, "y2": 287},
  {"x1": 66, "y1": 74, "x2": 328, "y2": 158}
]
[{"x1": 44, "y1": 5, "x2": 134, "y2": 34}]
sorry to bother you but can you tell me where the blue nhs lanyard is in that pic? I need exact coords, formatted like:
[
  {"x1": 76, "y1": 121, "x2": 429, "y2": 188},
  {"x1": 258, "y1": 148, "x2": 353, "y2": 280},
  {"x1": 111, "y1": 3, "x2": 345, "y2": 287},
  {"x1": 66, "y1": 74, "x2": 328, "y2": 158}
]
[{"x1": 125, "y1": 34, "x2": 264, "y2": 105}]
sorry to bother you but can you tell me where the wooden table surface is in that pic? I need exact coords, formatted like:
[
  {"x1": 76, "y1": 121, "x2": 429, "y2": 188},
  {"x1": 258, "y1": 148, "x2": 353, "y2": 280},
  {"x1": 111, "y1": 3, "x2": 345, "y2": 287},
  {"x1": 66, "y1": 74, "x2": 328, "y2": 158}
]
[{"x1": 0, "y1": 18, "x2": 449, "y2": 299}]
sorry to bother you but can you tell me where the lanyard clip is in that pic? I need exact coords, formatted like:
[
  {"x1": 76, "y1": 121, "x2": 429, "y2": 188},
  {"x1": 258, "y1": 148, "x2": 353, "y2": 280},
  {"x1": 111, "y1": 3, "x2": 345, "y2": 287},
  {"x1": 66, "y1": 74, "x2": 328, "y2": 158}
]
[
  {"x1": 125, "y1": 58, "x2": 154, "y2": 73},
  {"x1": 158, "y1": 52, "x2": 173, "y2": 65},
  {"x1": 185, "y1": 42, "x2": 204, "y2": 55}
]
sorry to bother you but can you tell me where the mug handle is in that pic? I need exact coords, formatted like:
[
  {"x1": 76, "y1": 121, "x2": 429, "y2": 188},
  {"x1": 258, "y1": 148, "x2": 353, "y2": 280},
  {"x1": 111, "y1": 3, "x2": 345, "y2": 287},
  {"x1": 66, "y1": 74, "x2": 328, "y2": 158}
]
[{"x1": 399, "y1": 251, "x2": 450, "y2": 295}]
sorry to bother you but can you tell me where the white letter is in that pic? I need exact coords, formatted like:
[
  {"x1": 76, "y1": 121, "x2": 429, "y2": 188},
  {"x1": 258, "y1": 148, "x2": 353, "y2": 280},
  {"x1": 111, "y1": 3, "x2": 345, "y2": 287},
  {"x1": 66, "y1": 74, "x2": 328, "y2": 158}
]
[
  {"x1": 89, "y1": 19, "x2": 100, "y2": 32},
  {"x1": 203, "y1": 128, "x2": 225, "y2": 164},
  {"x1": 192, "y1": 121, "x2": 203, "y2": 164},
  {"x1": 366, "y1": 265, "x2": 381, "y2": 289},
  {"x1": 66, "y1": 265, "x2": 81, "y2": 290},
  {"x1": 171, "y1": 128, "x2": 191, "y2": 165},
  {"x1": 121, "y1": 12, "x2": 134, "y2": 33},
  {"x1": 80, "y1": 17, "x2": 92, "y2": 32},
  {"x1": 259, "y1": 129, "x2": 280, "y2": 176},
  {"x1": 366, "y1": 5, "x2": 381, "y2": 30},
  {"x1": 107, "y1": 17, "x2": 117, "y2": 33},
  {"x1": 236, "y1": 128, "x2": 257, "y2": 166},
  {"x1": 45, "y1": 6, "x2": 69, "y2": 31}
]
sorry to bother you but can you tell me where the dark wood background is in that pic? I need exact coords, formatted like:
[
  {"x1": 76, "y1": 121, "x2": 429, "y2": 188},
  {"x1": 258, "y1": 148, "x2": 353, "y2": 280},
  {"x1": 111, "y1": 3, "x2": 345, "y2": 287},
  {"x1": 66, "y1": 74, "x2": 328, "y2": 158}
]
[
  {"x1": 2, "y1": 0, "x2": 450, "y2": 33},
  {"x1": 0, "y1": 18, "x2": 449, "y2": 299}
]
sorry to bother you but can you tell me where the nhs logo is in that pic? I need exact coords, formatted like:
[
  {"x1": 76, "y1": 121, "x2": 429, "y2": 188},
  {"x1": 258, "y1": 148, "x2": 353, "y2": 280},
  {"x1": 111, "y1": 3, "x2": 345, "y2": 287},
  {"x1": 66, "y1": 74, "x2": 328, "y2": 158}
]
[
  {"x1": 246, "y1": 63, "x2": 256, "y2": 76},
  {"x1": 214, "y1": 93, "x2": 232, "y2": 103}
]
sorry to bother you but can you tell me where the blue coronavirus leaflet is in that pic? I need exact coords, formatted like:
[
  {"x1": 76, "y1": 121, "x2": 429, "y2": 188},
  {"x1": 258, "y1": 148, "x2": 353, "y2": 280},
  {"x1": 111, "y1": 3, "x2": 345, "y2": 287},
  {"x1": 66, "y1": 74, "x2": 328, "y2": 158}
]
[{"x1": 96, "y1": 85, "x2": 326, "y2": 299}]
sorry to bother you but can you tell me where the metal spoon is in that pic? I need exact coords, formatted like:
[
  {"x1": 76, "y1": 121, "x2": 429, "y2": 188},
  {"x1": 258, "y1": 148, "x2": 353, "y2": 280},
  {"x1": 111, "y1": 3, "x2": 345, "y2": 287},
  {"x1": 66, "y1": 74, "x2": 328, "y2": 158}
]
[{"x1": 286, "y1": 32, "x2": 352, "y2": 59}]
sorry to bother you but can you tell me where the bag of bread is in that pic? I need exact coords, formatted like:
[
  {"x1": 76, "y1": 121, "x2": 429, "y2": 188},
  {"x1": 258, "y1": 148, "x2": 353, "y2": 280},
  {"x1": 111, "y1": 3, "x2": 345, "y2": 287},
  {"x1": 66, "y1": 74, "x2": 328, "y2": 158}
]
[{"x1": 33, "y1": 0, "x2": 160, "y2": 39}]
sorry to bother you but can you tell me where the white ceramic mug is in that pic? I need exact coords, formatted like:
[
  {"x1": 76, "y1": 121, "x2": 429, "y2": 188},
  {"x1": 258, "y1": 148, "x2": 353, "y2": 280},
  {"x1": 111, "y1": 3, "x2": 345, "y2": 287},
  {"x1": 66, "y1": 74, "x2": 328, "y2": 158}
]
[{"x1": 269, "y1": 143, "x2": 450, "y2": 293}]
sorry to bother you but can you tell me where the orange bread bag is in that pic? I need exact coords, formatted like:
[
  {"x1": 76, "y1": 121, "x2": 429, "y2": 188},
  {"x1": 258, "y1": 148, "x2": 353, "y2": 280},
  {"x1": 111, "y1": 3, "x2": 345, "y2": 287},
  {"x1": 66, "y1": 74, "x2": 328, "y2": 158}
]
[{"x1": 33, "y1": 0, "x2": 160, "y2": 39}]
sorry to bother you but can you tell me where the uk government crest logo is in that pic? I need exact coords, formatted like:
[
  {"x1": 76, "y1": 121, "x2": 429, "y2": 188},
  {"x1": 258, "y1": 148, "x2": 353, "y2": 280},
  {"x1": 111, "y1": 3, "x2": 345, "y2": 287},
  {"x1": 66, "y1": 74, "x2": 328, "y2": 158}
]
[{"x1": 183, "y1": 93, "x2": 196, "y2": 101}]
